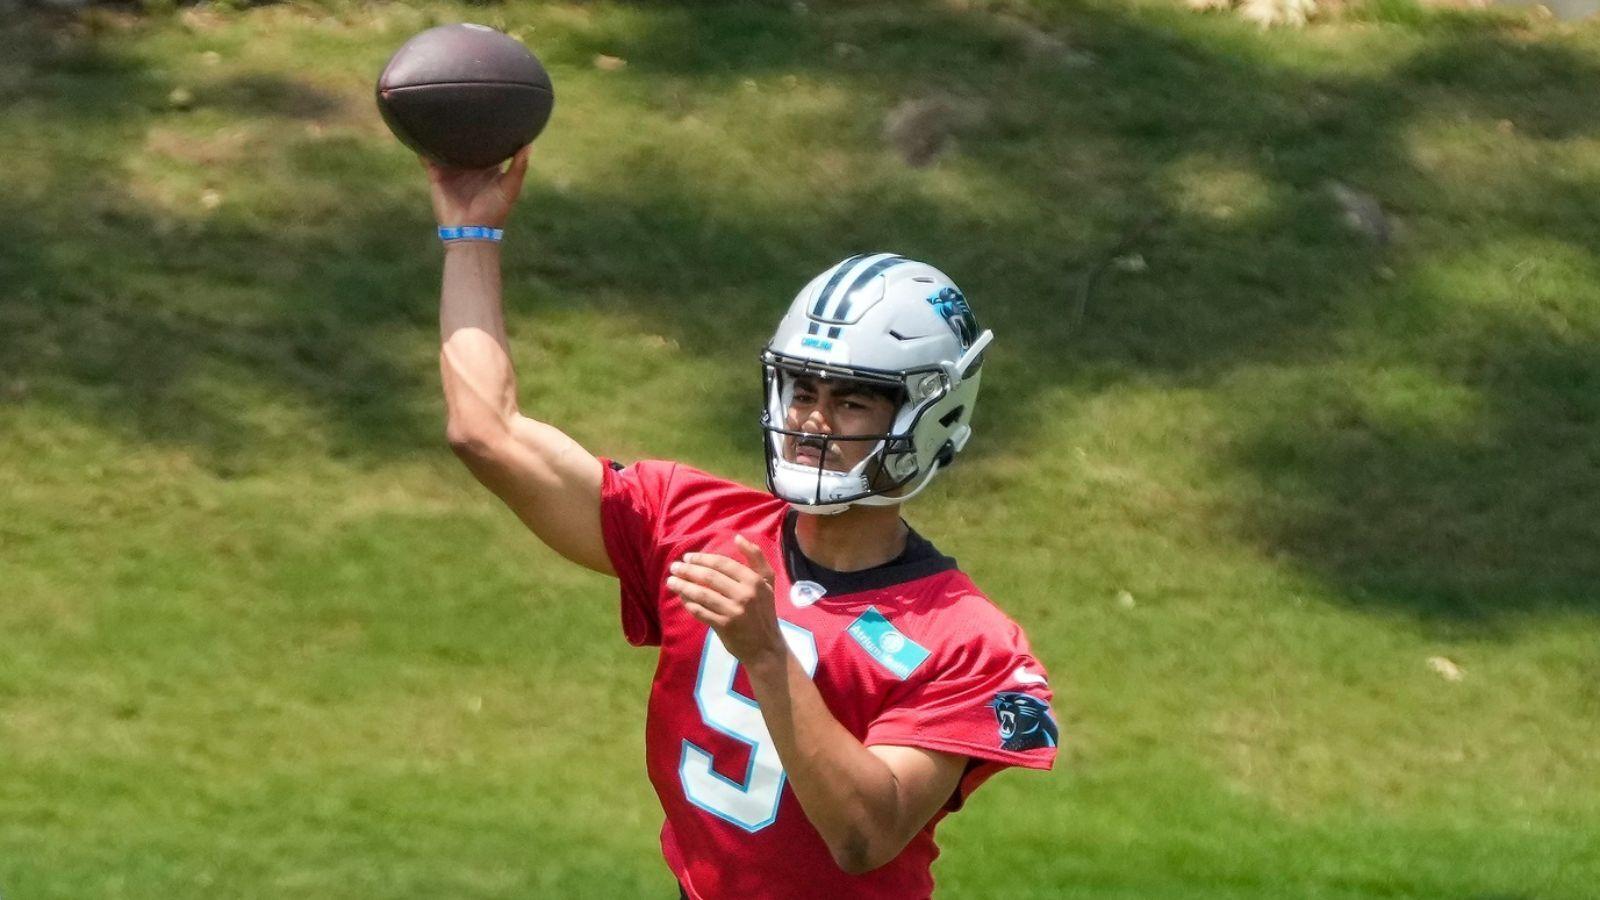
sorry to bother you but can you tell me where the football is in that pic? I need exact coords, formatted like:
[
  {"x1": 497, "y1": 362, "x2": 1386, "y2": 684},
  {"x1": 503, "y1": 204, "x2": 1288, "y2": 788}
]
[{"x1": 376, "y1": 23, "x2": 555, "y2": 169}]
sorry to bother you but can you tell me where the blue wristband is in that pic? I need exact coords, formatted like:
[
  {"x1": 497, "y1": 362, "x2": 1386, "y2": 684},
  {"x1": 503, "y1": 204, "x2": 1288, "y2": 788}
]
[{"x1": 438, "y1": 225, "x2": 504, "y2": 243}]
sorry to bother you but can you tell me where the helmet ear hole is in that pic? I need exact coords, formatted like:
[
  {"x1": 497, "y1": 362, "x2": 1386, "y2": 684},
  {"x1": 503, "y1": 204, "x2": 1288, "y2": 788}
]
[{"x1": 938, "y1": 405, "x2": 965, "y2": 428}]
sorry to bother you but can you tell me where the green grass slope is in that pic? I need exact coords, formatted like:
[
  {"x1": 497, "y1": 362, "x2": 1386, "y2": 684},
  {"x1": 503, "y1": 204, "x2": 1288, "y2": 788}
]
[{"x1": 2, "y1": 1, "x2": 1597, "y2": 896}]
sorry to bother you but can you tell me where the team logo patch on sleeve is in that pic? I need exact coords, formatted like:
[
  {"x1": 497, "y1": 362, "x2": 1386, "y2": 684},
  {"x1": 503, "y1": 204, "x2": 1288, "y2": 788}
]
[
  {"x1": 990, "y1": 692, "x2": 1058, "y2": 751},
  {"x1": 845, "y1": 607, "x2": 930, "y2": 680}
]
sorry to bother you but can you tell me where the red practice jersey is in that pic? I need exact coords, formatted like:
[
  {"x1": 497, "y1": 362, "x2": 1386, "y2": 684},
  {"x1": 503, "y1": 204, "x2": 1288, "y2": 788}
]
[{"x1": 599, "y1": 459, "x2": 1058, "y2": 900}]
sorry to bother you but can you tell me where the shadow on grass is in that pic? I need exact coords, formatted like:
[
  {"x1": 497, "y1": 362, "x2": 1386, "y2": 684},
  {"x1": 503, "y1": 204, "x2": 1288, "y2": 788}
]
[{"x1": 2, "y1": 2, "x2": 1598, "y2": 622}]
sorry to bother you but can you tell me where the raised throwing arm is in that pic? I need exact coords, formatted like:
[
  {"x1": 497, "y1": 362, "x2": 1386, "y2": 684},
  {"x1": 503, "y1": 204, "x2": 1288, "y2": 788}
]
[{"x1": 426, "y1": 148, "x2": 612, "y2": 575}]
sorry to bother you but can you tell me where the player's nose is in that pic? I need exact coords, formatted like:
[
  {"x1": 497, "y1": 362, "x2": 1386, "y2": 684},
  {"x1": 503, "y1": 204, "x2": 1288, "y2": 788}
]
[{"x1": 801, "y1": 407, "x2": 832, "y2": 434}]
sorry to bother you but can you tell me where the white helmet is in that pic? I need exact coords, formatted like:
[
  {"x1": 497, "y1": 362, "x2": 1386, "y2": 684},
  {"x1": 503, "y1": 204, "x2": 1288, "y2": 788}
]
[{"x1": 761, "y1": 252, "x2": 994, "y2": 515}]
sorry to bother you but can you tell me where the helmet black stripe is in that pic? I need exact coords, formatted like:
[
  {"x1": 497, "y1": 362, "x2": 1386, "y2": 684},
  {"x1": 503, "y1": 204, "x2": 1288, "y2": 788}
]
[
  {"x1": 810, "y1": 254, "x2": 869, "y2": 317},
  {"x1": 830, "y1": 255, "x2": 906, "y2": 321}
]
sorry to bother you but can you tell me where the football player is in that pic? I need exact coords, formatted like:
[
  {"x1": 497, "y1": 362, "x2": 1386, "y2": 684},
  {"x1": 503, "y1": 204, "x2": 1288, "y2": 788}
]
[{"x1": 425, "y1": 148, "x2": 1057, "y2": 898}]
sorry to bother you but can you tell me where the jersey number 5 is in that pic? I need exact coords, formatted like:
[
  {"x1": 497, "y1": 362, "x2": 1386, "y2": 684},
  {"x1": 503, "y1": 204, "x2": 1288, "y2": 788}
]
[{"x1": 679, "y1": 621, "x2": 819, "y2": 832}]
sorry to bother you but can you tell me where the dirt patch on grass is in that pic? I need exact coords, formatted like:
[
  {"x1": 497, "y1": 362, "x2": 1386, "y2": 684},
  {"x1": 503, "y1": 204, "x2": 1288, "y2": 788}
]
[
  {"x1": 143, "y1": 123, "x2": 256, "y2": 166},
  {"x1": 201, "y1": 72, "x2": 351, "y2": 122}
]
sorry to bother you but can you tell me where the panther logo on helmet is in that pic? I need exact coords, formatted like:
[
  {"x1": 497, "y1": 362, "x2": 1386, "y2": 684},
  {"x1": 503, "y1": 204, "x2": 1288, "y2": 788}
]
[{"x1": 926, "y1": 287, "x2": 980, "y2": 350}]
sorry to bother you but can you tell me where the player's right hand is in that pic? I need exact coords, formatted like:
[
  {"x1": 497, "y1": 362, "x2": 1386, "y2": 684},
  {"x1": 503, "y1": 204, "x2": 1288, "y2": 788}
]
[{"x1": 423, "y1": 144, "x2": 531, "y2": 229}]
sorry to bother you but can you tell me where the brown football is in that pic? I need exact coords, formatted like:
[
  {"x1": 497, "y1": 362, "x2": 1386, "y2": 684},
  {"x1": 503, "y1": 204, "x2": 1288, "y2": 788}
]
[{"x1": 376, "y1": 24, "x2": 554, "y2": 169}]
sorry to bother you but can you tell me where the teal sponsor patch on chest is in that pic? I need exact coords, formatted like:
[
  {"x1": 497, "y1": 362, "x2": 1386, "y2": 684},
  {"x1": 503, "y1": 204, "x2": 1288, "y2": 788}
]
[{"x1": 845, "y1": 607, "x2": 930, "y2": 680}]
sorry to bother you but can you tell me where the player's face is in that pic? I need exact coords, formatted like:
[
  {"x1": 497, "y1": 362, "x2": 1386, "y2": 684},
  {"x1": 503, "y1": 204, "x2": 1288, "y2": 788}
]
[{"x1": 783, "y1": 375, "x2": 899, "y2": 472}]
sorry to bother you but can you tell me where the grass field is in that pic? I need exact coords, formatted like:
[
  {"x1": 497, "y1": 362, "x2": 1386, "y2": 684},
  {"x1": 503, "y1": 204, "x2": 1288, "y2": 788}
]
[{"x1": 3, "y1": 0, "x2": 1599, "y2": 896}]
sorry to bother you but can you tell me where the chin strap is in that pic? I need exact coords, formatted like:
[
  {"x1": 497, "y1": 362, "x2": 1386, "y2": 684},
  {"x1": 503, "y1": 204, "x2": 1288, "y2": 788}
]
[
  {"x1": 784, "y1": 451, "x2": 949, "y2": 515},
  {"x1": 785, "y1": 499, "x2": 851, "y2": 516},
  {"x1": 849, "y1": 454, "x2": 945, "y2": 508},
  {"x1": 770, "y1": 456, "x2": 871, "y2": 513}
]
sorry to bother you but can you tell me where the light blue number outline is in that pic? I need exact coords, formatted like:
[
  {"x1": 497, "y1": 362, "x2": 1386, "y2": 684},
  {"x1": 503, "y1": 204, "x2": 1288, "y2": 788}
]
[{"x1": 678, "y1": 619, "x2": 818, "y2": 832}]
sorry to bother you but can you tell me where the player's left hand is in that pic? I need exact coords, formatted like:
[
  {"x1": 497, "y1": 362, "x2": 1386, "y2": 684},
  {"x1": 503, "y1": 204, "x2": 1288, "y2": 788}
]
[{"x1": 666, "y1": 535, "x2": 787, "y2": 665}]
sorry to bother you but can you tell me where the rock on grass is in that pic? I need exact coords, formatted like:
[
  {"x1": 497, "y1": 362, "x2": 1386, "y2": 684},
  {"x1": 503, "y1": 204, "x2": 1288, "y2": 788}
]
[{"x1": 882, "y1": 94, "x2": 987, "y2": 168}]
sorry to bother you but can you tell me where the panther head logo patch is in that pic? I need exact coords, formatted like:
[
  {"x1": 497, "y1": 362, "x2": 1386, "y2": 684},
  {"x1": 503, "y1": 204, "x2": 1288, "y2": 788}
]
[
  {"x1": 990, "y1": 692, "x2": 1058, "y2": 751},
  {"x1": 926, "y1": 287, "x2": 981, "y2": 350}
]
